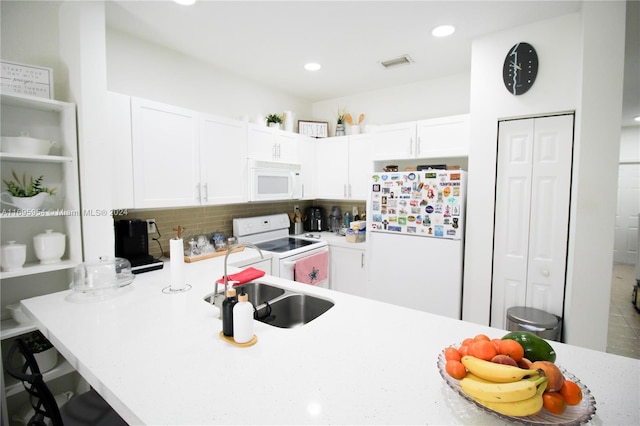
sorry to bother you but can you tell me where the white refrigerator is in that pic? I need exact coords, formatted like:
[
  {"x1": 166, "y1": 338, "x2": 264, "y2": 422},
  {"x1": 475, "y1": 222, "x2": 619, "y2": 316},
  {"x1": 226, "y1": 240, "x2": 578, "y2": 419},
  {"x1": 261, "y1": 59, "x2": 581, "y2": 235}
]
[{"x1": 366, "y1": 170, "x2": 467, "y2": 319}]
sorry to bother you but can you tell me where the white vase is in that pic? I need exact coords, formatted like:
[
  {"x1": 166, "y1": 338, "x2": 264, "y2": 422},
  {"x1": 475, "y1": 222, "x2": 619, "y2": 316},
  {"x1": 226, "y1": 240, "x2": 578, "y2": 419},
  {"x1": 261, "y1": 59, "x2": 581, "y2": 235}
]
[{"x1": 0, "y1": 192, "x2": 50, "y2": 210}]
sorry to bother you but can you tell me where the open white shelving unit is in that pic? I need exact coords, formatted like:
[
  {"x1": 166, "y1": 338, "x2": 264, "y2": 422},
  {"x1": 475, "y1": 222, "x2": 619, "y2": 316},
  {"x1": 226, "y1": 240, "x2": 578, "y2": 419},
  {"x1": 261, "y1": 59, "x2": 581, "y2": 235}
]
[{"x1": 1, "y1": 92, "x2": 83, "y2": 425}]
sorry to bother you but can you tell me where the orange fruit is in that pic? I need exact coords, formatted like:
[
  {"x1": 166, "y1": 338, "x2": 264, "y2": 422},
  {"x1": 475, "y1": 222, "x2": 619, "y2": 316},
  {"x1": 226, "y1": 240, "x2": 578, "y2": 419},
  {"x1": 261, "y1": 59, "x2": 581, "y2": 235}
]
[
  {"x1": 470, "y1": 340, "x2": 498, "y2": 361},
  {"x1": 462, "y1": 337, "x2": 474, "y2": 347},
  {"x1": 458, "y1": 345, "x2": 469, "y2": 357},
  {"x1": 560, "y1": 380, "x2": 583, "y2": 406},
  {"x1": 491, "y1": 338, "x2": 502, "y2": 351},
  {"x1": 498, "y1": 339, "x2": 525, "y2": 362},
  {"x1": 473, "y1": 334, "x2": 491, "y2": 342},
  {"x1": 444, "y1": 346, "x2": 461, "y2": 362},
  {"x1": 445, "y1": 360, "x2": 467, "y2": 380},
  {"x1": 543, "y1": 392, "x2": 566, "y2": 415}
]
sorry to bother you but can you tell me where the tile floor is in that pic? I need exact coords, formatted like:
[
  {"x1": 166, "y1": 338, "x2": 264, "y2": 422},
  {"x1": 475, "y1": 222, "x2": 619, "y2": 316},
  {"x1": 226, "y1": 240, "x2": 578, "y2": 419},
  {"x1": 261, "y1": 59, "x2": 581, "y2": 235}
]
[{"x1": 606, "y1": 263, "x2": 640, "y2": 359}]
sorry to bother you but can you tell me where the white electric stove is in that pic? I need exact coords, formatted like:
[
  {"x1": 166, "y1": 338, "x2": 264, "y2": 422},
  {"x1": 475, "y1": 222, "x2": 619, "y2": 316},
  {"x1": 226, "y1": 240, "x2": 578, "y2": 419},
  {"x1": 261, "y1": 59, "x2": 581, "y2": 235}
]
[{"x1": 233, "y1": 214, "x2": 329, "y2": 287}]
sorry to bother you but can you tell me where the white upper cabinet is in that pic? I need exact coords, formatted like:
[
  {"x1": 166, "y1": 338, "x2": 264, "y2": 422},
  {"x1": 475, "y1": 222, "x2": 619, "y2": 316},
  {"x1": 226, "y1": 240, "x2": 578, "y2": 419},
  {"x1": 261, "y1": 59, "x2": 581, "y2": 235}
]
[
  {"x1": 298, "y1": 135, "x2": 316, "y2": 200},
  {"x1": 123, "y1": 96, "x2": 248, "y2": 208},
  {"x1": 131, "y1": 97, "x2": 200, "y2": 208},
  {"x1": 315, "y1": 134, "x2": 373, "y2": 200},
  {"x1": 369, "y1": 114, "x2": 469, "y2": 160},
  {"x1": 415, "y1": 114, "x2": 470, "y2": 158},
  {"x1": 199, "y1": 114, "x2": 247, "y2": 205},
  {"x1": 108, "y1": 92, "x2": 134, "y2": 209},
  {"x1": 347, "y1": 134, "x2": 374, "y2": 200},
  {"x1": 369, "y1": 121, "x2": 417, "y2": 160},
  {"x1": 247, "y1": 124, "x2": 300, "y2": 163}
]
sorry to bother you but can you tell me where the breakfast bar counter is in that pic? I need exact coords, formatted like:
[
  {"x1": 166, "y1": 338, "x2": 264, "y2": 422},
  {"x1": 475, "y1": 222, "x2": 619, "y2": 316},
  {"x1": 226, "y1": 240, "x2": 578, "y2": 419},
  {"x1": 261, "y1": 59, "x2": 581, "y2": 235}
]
[{"x1": 20, "y1": 250, "x2": 640, "y2": 425}]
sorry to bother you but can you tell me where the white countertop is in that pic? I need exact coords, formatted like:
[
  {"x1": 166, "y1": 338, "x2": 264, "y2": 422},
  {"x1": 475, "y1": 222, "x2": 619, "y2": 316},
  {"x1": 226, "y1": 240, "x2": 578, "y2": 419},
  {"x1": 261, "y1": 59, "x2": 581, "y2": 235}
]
[
  {"x1": 21, "y1": 249, "x2": 639, "y2": 425},
  {"x1": 306, "y1": 231, "x2": 367, "y2": 249}
]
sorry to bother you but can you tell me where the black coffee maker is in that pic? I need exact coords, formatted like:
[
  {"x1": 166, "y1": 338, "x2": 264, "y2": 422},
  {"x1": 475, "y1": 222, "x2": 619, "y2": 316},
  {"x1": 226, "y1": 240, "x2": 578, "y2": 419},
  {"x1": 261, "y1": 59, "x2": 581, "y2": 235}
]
[
  {"x1": 304, "y1": 206, "x2": 327, "y2": 232},
  {"x1": 115, "y1": 219, "x2": 163, "y2": 273}
]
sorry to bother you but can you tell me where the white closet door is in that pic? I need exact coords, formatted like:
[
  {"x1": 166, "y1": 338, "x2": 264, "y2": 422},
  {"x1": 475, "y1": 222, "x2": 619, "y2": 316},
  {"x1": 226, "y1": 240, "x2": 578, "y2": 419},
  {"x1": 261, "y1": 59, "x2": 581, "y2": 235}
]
[
  {"x1": 491, "y1": 115, "x2": 573, "y2": 329},
  {"x1": 491, "y1": 119, "x2": 535, "y2": 329},
  {"x1": 525, "y1": 115, "x2": 574, "y2": 317}
]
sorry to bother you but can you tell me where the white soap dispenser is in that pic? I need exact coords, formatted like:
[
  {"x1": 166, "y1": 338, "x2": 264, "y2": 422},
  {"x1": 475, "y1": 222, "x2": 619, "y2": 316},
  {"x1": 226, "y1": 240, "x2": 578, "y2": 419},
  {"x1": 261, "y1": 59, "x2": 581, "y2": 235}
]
[{"x1": 233, "y1": 290, "x2": 254, "y2": 344}]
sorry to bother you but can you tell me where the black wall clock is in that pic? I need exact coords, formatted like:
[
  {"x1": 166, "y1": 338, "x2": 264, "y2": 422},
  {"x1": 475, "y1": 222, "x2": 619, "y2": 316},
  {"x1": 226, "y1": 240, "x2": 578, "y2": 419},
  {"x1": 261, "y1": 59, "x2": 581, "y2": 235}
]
[{"x1": 503, "y1": 42, "x2": 538, "y2": 95}]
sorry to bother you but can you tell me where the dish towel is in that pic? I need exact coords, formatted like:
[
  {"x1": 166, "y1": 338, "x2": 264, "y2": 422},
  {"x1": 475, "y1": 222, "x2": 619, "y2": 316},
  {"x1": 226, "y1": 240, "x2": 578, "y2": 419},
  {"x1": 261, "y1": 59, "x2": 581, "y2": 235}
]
[
  {"x1": 216, "y1": 267, "x2": 266, "y2": 285},
  {"x1": 294, "y1": 251, "x2": 328, "y2": 286}
]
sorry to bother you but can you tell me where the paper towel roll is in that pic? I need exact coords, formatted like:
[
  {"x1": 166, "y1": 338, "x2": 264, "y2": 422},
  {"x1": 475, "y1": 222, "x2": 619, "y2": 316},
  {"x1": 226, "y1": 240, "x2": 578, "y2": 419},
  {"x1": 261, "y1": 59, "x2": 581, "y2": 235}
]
[{"x1": 170, "y1": 238, "x2": 185, "y2": 291}]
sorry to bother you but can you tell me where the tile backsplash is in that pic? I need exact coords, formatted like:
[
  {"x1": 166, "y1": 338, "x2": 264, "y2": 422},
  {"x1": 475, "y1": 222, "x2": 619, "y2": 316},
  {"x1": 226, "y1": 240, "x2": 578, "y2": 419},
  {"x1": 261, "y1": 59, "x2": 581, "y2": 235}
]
[{"x1": 116, "y1": 200, "x2": 365, "y2": 259}]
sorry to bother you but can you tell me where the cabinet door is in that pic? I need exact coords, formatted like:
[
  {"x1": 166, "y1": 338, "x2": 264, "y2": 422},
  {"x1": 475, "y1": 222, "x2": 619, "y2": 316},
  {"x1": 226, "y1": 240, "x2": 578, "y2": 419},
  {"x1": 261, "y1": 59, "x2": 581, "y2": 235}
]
[
  {"x1": 298, "y1": 135, "x2": 316, "y2": 199},
  {"x1": 315, "y1": 136, "x2": 349, "y2": 199},
  {"x1": 329, "y1": 245, "x2": 366, "y2": 295},
  {"x1": 416, "y1": 114, "x2": 469, "y2": 158},
  {"x1": 200, "y1": 114, "x2": 247, "y2": 205},
  {"x1": 131, "y1": 98, "x2": 200, "y2": 208},
  {"x1": 276, "y1": 130, "x2": 300, "y2": 163},
  {"x1": 247, "y1": 124, "x2": 277, "y2": 161},
  {"x1": 107, "y1": 92, "x2": 134, "y2": 209},
  {"x1": 369, "y1": 122, "x2": 416, "y2": 160},
  {"x1": 348, "y1": 134, "x2": 374, "y2": 200},
  {"x1": 491, "y1": 115, "x2": 573, "y2": 329}
]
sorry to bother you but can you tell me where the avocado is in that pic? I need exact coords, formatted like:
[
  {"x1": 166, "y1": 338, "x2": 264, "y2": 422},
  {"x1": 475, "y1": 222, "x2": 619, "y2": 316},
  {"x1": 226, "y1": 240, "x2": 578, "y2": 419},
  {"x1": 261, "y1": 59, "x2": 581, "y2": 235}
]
[{"x1": 502, "y1": 331, "x2": 557, "y2": 363}]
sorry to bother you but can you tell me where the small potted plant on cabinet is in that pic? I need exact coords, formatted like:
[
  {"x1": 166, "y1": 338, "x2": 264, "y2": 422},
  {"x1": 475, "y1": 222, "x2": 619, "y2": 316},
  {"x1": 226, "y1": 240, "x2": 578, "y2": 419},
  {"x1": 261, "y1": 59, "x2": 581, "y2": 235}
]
[
  {"x1": 265, "y1": 114, "x2": 283, "y2": 129},
  {"x1": 1, "y1": 171, "x2": 57, "y2": 210},
  {"x1": 336, "y1": 109, "x2": 346, "y2": 136}
]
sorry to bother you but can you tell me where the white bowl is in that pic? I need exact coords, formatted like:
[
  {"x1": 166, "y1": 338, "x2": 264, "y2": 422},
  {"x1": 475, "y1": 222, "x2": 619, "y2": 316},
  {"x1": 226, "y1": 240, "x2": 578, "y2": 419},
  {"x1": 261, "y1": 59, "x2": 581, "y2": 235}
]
[
  {"x1": 1, "y1": 135, "x2": 56, "y2": 155},
  {"x1": 7, "y1": 303, "x2": 31, "y2": 324},
  {"x1": 33, "y1": 229, "x2": 65, "y2": 264},
  {"x1": 34, "y1": 347, "x2": 58, "y2": 373},
  {"x1": 1, "y1": 241, "x2": 26, "y2": 271}
]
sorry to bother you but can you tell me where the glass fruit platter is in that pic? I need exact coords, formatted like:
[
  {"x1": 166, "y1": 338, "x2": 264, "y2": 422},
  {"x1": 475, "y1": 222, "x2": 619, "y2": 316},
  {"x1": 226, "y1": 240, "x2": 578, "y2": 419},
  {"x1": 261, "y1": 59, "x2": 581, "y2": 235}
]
[{"x1": 437, "y1": 349, "x2": 596, "y2": 425}]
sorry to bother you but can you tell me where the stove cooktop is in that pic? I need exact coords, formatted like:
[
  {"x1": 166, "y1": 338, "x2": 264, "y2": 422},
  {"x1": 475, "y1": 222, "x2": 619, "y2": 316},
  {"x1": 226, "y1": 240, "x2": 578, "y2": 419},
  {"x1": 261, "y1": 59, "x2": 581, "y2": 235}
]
[{"x1": 254, "y1": 237, "x2": 319, "y2": 253}]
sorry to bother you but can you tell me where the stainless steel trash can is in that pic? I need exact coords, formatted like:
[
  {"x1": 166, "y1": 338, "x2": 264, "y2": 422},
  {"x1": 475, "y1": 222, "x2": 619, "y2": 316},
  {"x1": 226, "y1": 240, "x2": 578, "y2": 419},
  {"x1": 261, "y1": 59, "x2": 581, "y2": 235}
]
[{"x1": 506, "y1": 306, "x2": 562, "y2": 342}]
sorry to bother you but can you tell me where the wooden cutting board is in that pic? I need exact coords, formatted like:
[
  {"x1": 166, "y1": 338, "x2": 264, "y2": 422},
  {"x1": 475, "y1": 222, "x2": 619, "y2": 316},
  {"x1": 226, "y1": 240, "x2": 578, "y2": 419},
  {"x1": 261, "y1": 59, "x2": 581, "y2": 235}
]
[{"x1": 184, "y1": 246, "x2": 244, "y2": 263}]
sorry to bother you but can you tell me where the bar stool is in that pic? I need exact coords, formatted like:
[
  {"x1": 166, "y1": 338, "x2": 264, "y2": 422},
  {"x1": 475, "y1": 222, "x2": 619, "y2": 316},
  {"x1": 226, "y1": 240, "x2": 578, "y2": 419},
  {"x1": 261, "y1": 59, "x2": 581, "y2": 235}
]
[{"x1": 4, "y1": 337, "x2": 128, "y2": 426}]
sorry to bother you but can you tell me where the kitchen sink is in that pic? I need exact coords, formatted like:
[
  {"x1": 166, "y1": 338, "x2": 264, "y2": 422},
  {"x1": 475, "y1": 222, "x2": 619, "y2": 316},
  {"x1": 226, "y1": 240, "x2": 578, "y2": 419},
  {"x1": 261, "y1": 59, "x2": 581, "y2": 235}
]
[
  {"x1": 205, "y1": 281, "x2": 285, "y2": 307},
  {"x1": 254, "y1": 293, "x2": 334, "y2": 328},
  {"x1": 204, "y1": 282, "x2": 334, "y2": 328}
]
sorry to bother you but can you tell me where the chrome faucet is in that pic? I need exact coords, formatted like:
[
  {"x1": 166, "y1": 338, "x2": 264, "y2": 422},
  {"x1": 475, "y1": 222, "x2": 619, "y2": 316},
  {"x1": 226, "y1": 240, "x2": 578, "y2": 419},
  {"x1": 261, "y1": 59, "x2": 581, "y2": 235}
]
[{"x1": 212, "y1": 243, "x2": 264, "y2": 312}]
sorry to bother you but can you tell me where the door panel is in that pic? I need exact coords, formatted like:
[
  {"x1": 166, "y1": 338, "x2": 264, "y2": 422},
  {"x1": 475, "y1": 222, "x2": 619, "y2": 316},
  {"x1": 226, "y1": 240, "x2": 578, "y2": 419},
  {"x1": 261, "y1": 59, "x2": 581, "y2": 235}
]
[
  {"x1": 526, "y1": 115, "x2": 574, "y2": 317},
  {"x1": 491, "y1": 115, "x2": 573, "y2": 329},
  {"x1": 491, "y1": 119, "x2": 534, "y2": 329}
]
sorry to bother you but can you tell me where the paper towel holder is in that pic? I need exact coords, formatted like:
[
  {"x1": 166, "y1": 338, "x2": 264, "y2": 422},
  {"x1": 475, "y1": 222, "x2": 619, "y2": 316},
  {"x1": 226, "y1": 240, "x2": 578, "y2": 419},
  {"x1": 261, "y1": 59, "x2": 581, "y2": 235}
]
[{"x1": 162, "y1": 227, "x2": 192, "y2": 294}]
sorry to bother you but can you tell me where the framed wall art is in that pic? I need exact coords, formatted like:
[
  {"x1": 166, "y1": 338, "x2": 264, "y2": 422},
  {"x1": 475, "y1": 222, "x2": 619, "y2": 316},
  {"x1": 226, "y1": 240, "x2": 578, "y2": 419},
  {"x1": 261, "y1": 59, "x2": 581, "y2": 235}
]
[{"x1": 298, "y1": 120, "x2": 328, "y2": 138}]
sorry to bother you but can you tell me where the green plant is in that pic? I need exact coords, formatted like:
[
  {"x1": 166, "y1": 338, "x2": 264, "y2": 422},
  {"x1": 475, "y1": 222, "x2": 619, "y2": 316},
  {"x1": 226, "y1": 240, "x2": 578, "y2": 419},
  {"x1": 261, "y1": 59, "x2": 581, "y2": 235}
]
[
  {"x1": 265, "y1": 114, "x2": 283, "y2": 124},
  {"x1": 2, "y1": 171, "x2": 56, "y2": 197},
  {"x1": 337, "y1": 108, "x2": 345, "y2": 125},
  {"x1": 23, "y1": 330, "x2": 54, "y2": 353}
]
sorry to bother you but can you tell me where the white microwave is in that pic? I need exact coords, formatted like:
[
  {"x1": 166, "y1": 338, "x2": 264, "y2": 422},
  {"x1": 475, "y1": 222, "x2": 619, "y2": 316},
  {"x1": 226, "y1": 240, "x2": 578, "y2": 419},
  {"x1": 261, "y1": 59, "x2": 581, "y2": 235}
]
[{"x1": 248, "y1": 160, "x2": 303, "y2": 201}]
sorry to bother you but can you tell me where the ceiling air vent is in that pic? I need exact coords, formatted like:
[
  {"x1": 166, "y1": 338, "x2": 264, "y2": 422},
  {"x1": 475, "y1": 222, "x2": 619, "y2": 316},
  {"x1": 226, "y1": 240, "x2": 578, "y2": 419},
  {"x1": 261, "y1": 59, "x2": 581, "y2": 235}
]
[{"x1": 380, "y1": 54, "x2": 414, "y2": 69}]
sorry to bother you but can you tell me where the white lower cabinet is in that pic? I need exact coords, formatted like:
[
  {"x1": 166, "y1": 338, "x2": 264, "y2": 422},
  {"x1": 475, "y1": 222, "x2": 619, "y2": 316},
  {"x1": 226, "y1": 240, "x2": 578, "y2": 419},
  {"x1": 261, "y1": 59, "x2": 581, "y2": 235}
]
[{"x1": 329, "y1": 244, "x2": 366, "y2": 296}]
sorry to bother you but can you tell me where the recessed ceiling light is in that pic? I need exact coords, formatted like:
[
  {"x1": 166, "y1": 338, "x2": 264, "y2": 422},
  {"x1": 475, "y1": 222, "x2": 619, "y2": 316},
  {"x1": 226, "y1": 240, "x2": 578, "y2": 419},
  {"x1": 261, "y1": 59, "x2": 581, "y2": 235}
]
[
  {"x1": 173, "y1": 0, "x2": 196, "y2": 5},
  {"x1": 304, "y1": 63, "x2": 321, "y2": 71},
  {"x1": 635, "y1": 116, "x2": 640, "y2": 122},
  {"x1": 432, "y1": 25, "x2": 455, "y2": 37}
]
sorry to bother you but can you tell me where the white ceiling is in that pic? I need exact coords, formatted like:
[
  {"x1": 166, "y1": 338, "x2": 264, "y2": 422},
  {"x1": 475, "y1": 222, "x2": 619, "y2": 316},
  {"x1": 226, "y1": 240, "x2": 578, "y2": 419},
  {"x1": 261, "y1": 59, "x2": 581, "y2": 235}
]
[{"x1": 106, "y1": 0, "x2": 639, "y2": 126}]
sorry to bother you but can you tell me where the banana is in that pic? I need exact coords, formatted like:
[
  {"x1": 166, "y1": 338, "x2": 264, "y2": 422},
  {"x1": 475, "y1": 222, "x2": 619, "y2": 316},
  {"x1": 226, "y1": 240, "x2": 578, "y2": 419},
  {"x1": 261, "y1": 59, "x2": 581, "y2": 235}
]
[
  {"x1": 461, "y1": 356, "x2": 539, "y2": 383},
  {"x1": 471, "y1": 380, "x2": 547, "y2": 417},
  {"x1": 460, "y1": 373, "x2": 547, "y2": 403}
]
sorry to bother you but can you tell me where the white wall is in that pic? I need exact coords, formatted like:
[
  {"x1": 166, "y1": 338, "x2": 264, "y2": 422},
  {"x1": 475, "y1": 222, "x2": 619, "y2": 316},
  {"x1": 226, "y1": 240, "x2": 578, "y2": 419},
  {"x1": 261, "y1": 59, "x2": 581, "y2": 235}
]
[
  {"x1": 106, "y1": 29, "x2": 312, "y2": 124},
  {"x1": 311, "y1": 72, "x2": 470, "y2": 136},
  {"x1": 614, "y1": 126, "x2": 640, "y2": 266},
  {"x1": 0, "y1": 1, "x2": 67, "y2": 100},
  {"x1": 462, "y1": 4, "x2": 626, "y2": 351}
]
